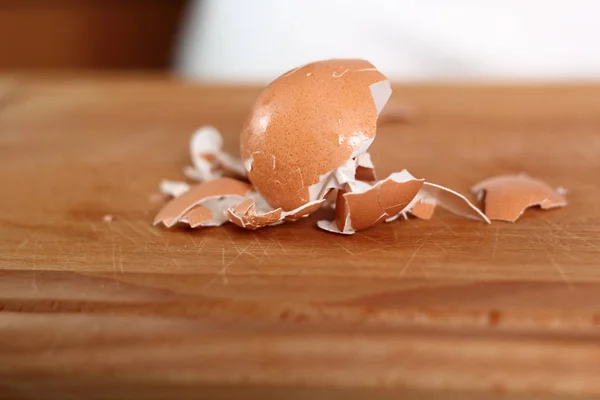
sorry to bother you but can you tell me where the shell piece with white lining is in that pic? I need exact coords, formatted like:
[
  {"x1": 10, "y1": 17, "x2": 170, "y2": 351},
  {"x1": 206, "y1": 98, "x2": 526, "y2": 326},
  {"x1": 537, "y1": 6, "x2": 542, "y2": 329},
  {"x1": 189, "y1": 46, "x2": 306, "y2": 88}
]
[
  {"x1": 317, "y1": 170, "x2": 424, "y2": 235},
  {"x1": 183, "y1": 126, "x2": 246, "y2": 182},
  {"x1": 226, "y1": 191, "x2": 325, "y2": 230},
  {"x1": 471, "y1": 174, "x2": 566, "y2": 222},
  {"x1": 319, "y1": 171, "x2": 490, "y2": 235},
  {"x1": 153, "y1": 178, "x2": 252, "y2": 228}
]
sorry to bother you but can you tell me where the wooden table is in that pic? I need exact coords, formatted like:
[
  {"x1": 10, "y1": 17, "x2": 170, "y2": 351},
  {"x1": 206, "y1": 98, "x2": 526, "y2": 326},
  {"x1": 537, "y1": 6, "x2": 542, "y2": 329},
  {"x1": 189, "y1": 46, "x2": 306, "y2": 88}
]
[{"x1": 1, "y1": 76, "x2": 600, "y2": 399}]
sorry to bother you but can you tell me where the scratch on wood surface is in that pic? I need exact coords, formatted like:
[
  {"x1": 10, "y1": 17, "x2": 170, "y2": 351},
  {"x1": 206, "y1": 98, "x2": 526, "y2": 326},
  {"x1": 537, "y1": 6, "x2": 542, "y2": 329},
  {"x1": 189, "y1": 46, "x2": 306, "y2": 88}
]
[
  {"x1": 543, "y1": 247, "x2": 573, "y2": 290},
  {"x1": 31, "y1": 269, "x2": 38, "y2": 291},
  {"x1": 138, "y1": 221, "x2": 160, "y2": 237},
  {"x1": 220, "y1": 247, "x2": 228, "y2": 284},
  {"x1": 225, "y1": 239, "x2": 257, "y2": 270},
  {"x1": 187, "y1": 234, "x2": 206, "y2": 254},
  {"x1": 196, "y1": 238, "x2": 207, "y2": 254},
  {"x1": 15, "y1": 215, "x2": 59, "y2": 250},
  {"x1": 111, "y1": 241, "x2": 117, "y2": 274},
  {"x1": 399, "y1": 239, "x2": 427, "y2": 277},
  {"x1": 251, "y1": 233, "x2": 264, "y2": 251},
  {"x1": 492, "y1": 226, "x2": 499, "y2": 260},
  {"x1": 356, "y1": 243, "x2": 397, "y2": 256},
  {"x1": 439, "y1": 219, "x2": 458, "y2": 236},
  {"x1": 110, "y1": 223, "x2": 142, "y2": 248},
  {"x1": 362, "y1": 235, "x2": 386, "y2": 248},
  {"x1": 391, "y1": 223, "x2": 399, "y2": 242},
  {"x1": 125, "y1": 219, "x2": 150, "y2": 239},
  {"x1": 119, "y1": 242, "x2": 124, "y2": 273},
  {"x1": 544, "y1": 218, "x2": 600, "y2": 253},
  {"x1": 54, "y1": 242, "x2": 72, "y2": 264},
  {"x1": 271, "y1": 237, "x2": 287, "y2": 254},
  {"x1": 31, "y1": 242, "x2": 38, "y2": 291},
  {"x1": 239, "y1": 240, "x2": 259, "y2": 260},
  {"x1": 431, "y1": 240, "x2": 447, "y2": 254},
  {"x1": 88, "y1": 220, "x2": 98, "y2": 233},
  {"x1": 333, "y1": 238, "x2": 356, "y2": 257},
  {"x1": 257, "y1": 241, "x2": 272, "y2": 266},
  {"x1": 223, "y1": 230, "x2": 241, "y2": 255},
  {"x1": 308, "y1": 245, "x2": 315, "y2": 259}
]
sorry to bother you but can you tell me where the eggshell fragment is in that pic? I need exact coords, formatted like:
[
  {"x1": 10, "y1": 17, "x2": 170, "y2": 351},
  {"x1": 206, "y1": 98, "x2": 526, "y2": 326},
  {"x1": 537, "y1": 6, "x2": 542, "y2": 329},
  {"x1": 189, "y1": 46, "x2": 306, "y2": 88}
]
[
  {"x1": 471, "y1": 174, "x2": 567, "y2": 222},
  {"x1": 355, "y1": 152, "x2": 377, "y2": 182},
  {"x1": 417, "y1": 182, "x2": 490, "y2": 223},
  {"x1": 226, "y1": 195, "x2": 325, "y2": 230},
  {"x1": 154, "y1": 178, "x2": 251, "y2": 228},
  {"x1": 159, "y1": 180, "x2": 190, "y2": 198},
  {"x1": 241, "y1": 59, "x2": 391, "y2": 212},
  {"x1": 184, "y1": 126, "x2": 246, "y2": 182},
  {"x1": 183, "y1": 205, "x2": 213, "y2": 228},
  {"x1": 226, "y1": 198, "x2": 283, "y2": 230},
  {"x1": 409, "y1": 199, "x2": 437, "y2": 220},
  {"x1": 318, "y1": 170, "x2": 424, "y2": 234}
]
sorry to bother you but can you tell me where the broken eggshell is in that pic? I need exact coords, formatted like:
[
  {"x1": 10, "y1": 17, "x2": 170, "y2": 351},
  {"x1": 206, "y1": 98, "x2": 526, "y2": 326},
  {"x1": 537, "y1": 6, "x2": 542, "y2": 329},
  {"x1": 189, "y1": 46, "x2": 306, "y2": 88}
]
[
  {"x1": 241, "y1": 59, "x2": 392, "y2": 213},
  {"x1": 318, "y1": 171, "x2": 489, "y2": 235},
  {"x1": 152, "y1": 58, "x2": 521, "y2": 235},
  {"x1": 408, "y1": 198, "x2": 437, "y2": 220},
  {"x1": 154, "y1": 177, "x2": 252, "y2": 228},
  {"x1": 318, "y1": 170, "x2": 424, "y2": 234},
  {"x1": 184, "y1": 126, "x2": 246, "y2": 182},
  {"x1": 471, "y1": 174, "x2": 567, "y2": 222},
  {"x1": 226, "y1": 195, "x2": 325, "y2": 230},
  {"x1": 159, "y1": 180, "x2": 190, "y2": 198},
  {"x1": 415, "y1": 182, "x2": 490, "y2": 223}
]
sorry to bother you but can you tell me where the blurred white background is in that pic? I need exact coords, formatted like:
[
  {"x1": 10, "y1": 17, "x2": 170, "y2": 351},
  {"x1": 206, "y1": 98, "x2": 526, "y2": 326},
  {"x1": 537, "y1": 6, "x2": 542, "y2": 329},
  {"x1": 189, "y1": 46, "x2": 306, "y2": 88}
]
[{"x1": 176, "y1": 0, "x2": 600, "y2": 82}]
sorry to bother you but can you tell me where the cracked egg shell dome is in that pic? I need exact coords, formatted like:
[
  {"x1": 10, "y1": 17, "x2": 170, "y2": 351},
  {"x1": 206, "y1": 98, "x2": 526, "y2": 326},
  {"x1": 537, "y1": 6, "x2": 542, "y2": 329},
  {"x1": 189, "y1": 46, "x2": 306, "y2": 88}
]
[{"x1": 240, "y1": 59, "x2": 391, "y2": 211}]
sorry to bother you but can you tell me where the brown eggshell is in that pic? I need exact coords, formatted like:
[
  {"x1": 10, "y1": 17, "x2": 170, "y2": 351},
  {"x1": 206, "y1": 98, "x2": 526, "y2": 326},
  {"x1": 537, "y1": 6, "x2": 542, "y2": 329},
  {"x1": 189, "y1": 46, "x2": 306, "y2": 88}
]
[
  {"x1": 241, "y1": 59, "x2": 390, "y2": 212},
  {"x1": 355, "y1": 166, "x2": 376, "y2": 182},
  {"x1": 154, "y1": 178, "x2": 251, "y2": 227},
  {"x1": 334, "y1": 186, "x2": 351, "y2": 232},
  {"x1": 409, "y1": 200, "x2": 436, "y2": 220},
  {"x1": 471, "y1": 174, "x2": 567, "y2": 222},
  {"x1": 322, "y1": 172, "x2": 424, "y2": 234},
  {"x1": 226, "y1": 198, "x2": 283, "y2": 230},
  {"x1": 183, "y1": 205, "x2": 213, "y2": 228},
  {"x1": 226, "y1": 197, "x2": 325, "y2": 229},
  {"x1": 379, "y1": 179, "x2": 424, "y2": 217}
]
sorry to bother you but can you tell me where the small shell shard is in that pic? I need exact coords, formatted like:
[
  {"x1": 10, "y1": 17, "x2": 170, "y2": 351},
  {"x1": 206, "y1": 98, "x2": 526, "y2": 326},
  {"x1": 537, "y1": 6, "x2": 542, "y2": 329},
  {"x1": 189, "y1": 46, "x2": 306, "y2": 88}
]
[
  {"x1": 183, "y1": 205, "x2": 213, "y2": 228},
  {"x1": 159, "y1": 180, "x2": 190, "y2": 198},
  {"x1": 409, "y1": 199, "x2": 436, "y2": 220},
  {"x1": 186, "y1": 126, "x2": 246, "y2": 182},
  {"x1": 154, "y1": 178, "x2": 251, "y2": 228},
  {"x1": 471, "y1": 174, "x2": 567, "y2": 222},
  {"x1": 418, "y1": 182, "x2": 490, "y2": 223}
]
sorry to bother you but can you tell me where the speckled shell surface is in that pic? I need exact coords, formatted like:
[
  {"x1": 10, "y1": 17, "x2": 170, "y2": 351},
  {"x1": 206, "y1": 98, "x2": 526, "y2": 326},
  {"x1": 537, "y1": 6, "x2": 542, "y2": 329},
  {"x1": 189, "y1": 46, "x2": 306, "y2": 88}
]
[{"x1": 241, "y1": 59, "x2": 389, "y2": 211}]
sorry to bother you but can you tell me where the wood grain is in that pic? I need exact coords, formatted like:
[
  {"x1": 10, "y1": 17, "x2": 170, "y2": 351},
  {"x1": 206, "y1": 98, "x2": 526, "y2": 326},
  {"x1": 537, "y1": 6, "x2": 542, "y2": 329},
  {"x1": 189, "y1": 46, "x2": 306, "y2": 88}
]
[{"x1": 1, "y1": 77, "x2": 600, "y2": 399}]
